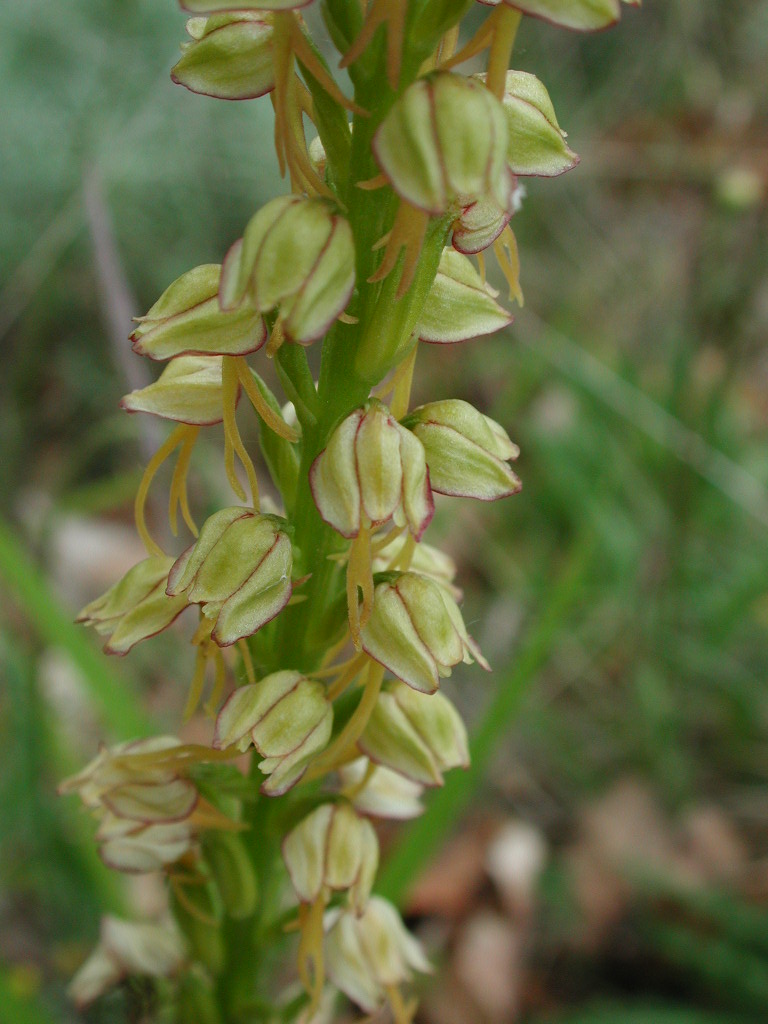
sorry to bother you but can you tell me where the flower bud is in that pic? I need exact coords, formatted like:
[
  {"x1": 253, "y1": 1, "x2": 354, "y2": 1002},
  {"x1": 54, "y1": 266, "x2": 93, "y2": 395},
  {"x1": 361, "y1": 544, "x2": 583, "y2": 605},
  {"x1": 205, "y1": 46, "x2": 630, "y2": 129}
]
[
  {"x1": 372, "y1": 536, "x2": 459, "y2": 596},
  {"x1": 121, "y1": 355, "x2": 229, "y2": 425},
  {"x1": 488, "y1": 70, "x2": 578, "y2": 177},
  {"x1": 130, "y1": 264, "x2": 266, "y2": 360},
  {"x1": 418, "y1": 249, "x2": 512, "y2": 344},
  {"x1": 403, "y1": 399, "x2": 521, "y2": 500},
  {"x1": 69, "y1": 916, "x2": 185, "y2": 1009},
  {"x1": 451, "y1": 173, "x2": 524, "y2": 254},
  {"x1": 307, "y1": 119, "x2": 353, "y2": 179},
  {"x1": 76, "y1": 556, "x2": 188, "y2": 655},
  {"x1": 60, "y1": 736, "x2": 182, "y2": 801},
  {"x1": 283, "y1": 802, "x2": 378, "y2": 913},
  {"x1": 97, "y1": 818, "x2": 195, "y2": 873},
  {"x1": 310, "y1": 400, "x2": 433, "y2": 540},
  {"x1": 100, "y1": 777, "x2": 198, "y2": 823},
  {"x1": 373, "y1": 72, "x2": 510, "y2": 216},
  {"x1": 172, "y1": 15, "x2": 275, "y2": 101},
  {"x1": 339, "y1": 758, "x2": 425, "y2": 820},
  {"x1": 486, "y1": 0, "x2": 638, "y2": 33},
  {"x1": 167, "y1": 508, "x2": 293, "y2": 646},
  {"x1": 360, "y1": 571, "x2": 489, "y2": 694},
  {"x1": 213, "y1": 671, "x2": 333, "y2": 794},
  {"x1": 360, "y1": 682, "x2": 469, "y2": 786},
  {"x1": 59, "y1": 736, "x2": 226, "y2": 874},
  {"x1": 220, "y1": 195, "x2": 355, "y2": 344},
  {"x1": 325, "y1": 897, "x2": 431, "y2": 1016}
]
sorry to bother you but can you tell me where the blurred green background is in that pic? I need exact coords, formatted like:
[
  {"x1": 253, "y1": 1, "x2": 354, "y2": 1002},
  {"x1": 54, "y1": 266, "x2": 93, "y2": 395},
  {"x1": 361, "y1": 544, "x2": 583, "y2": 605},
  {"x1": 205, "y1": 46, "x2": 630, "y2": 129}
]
[{"x1": 2, "y1": 1, "x2": 768, "y2": 1022}]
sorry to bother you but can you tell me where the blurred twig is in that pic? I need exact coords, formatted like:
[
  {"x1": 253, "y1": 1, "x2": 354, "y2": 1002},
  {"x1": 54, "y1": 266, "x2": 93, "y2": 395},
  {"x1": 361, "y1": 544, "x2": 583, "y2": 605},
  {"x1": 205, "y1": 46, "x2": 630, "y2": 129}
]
[{"x1": 82, "y1": 167, "x2": 160, "y2": 463}]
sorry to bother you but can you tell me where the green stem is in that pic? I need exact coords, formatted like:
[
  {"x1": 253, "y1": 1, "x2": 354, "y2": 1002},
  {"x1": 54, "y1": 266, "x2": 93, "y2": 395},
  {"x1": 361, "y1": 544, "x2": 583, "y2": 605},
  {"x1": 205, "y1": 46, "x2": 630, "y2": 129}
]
[{"x1": 216, "y1": 8, "x2": 472, "y2": 1014}]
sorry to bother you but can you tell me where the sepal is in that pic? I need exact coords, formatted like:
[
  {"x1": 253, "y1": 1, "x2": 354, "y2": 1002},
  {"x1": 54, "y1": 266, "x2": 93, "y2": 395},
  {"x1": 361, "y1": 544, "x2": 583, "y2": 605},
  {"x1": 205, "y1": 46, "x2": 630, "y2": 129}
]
[
  {"x1": 492, "y1": 0, "x2": 628, "y2": 32},
  {"x1": 403, "y1": 399, "x2": 521, "y2": 500},
  {"x1": 213, "y1": 671, "x2": 333, "y2": 793},
  {"x1": 372, "y1": 537, "x2": 460, "y2": 599},
  {"x1": 491, "y1": 70, "x2": 579, "y2": 177},
  {"x1": 121, "y1": 356, "x2": 229, "y2": 425},
  {"x1": 181, "y1": 0, "x2": 311, "y2": 10},
  {"x1": 418, "y1": 249, "x2": 512, "y2": 344},
  {"x1": 220, "y1": 195, "x2": 355, "y2": 344},
  {"x1": 130, "y1": 264, "x2": 266, "y2": 359},
  {"x1": 283, "y1": 802, "x2": 378, "y2": 912},
  {"x1": 172, "y1": 15, "x2": 275, "y2": 100},
  {"x1": 373, "y1": 72, "x2": 510, "y2": 215},
  {"x1": 68, "y1": 916, "x2": 185, "y2": 1009},
  {"x1": 339, "y1": 757, "x2": 425, "y2": 820},
  {"x1": 360, "y1": 571, "x2": 489, "y2": 694},
  {"x1": 325, "y1": 897, "x2": 431, "y2": 1015},
  {"x1": 310, "y1": 400, "x2": 433, "y2": 540},
  {"x1": 359, "y1": 682, "x2": 469, "y2": 786},
  {"x1": 98, "y1": 820, "x2": 194, "y2": 873},
  {"x1": 76, "y1": 556, "x2": 188, "y2": 655}
]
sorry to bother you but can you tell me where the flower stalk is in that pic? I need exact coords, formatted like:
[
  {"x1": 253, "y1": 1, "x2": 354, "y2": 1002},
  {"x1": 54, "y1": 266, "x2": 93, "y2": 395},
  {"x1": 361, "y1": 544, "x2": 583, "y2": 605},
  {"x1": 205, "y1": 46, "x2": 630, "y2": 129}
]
[{"x1": 63, "y1": 0, "x2": 636, "y2": 1019}]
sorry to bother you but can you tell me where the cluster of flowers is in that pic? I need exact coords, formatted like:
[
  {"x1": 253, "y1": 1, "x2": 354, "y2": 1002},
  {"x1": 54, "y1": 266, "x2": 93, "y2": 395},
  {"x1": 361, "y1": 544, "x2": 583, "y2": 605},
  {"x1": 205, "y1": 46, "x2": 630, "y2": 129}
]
[{"x1": 64, "y1": 0, "x2": 635, "y2": 1020}]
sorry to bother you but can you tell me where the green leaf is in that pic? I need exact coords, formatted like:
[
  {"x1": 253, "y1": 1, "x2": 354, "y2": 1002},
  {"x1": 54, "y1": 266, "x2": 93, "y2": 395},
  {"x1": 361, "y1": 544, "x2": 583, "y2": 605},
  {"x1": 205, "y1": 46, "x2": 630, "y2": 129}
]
[{"x1": 0, "y1": 970, "x2": 58, "y2": 1024}]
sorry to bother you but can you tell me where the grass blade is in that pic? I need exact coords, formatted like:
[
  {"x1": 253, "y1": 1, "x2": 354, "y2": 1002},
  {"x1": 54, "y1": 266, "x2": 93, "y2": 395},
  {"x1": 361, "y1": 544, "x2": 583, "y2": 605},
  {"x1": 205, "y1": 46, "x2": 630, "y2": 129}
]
[{"x1": 0, "y1": 516, "x2": 152, "y2": 738}]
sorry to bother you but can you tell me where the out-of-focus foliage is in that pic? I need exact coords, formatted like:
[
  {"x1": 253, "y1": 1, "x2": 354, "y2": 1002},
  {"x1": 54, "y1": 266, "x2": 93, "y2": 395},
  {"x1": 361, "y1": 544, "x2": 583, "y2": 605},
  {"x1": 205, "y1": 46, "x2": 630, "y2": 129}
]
[{"x1": 1, "y1": 0, "x2": 281, "y2": 514}]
